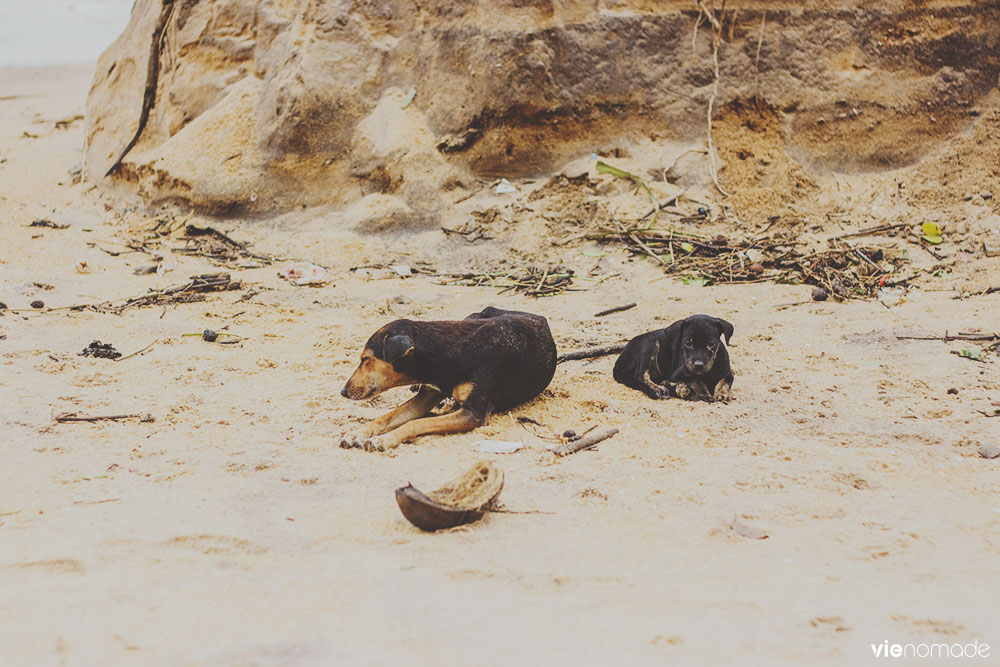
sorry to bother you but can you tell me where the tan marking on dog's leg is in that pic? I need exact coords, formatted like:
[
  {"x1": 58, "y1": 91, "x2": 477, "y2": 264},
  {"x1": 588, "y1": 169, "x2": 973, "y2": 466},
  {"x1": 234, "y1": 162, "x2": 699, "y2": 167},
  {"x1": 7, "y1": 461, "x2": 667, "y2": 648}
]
[
  {"x1": 713, "y1": 378, "x2": 732, "y2": 403},
  {"x1": 642, "y1": 370, "x2": 670, "y2": 399},
  {"x1": 362, "y1": 387, "x2": 444, "y2": 437},
  {"x1": 367, "y1": 408, "x2": 484, "y2": 450},
  {"x1": 452, "y1": 382, "x2": 476, "y2": 403}
]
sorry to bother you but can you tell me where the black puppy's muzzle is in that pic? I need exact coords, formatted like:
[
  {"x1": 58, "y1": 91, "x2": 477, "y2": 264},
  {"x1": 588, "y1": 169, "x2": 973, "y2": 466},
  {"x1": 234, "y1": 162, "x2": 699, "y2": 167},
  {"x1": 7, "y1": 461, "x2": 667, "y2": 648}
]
[{"x1": 685, "y1": 354, "x2": 715, "y2": 375}]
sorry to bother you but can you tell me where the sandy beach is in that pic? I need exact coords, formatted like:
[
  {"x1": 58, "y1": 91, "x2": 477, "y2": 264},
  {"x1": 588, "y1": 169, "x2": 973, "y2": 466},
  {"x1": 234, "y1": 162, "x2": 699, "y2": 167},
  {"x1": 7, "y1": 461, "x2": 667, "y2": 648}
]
[{"x1": 2, "y1": 60, "x2": 1000, "y2": 667}]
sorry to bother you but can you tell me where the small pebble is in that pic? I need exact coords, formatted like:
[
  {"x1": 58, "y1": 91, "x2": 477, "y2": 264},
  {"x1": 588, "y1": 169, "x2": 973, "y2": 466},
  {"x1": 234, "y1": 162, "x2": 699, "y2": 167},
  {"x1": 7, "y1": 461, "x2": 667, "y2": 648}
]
[
  {"x1": 202, "y1": 329, "x2": 219, "y2": 343},
  {"x1": 978, "y1": 443, "x2": 1000, "y2": 460},
  {"x1": 811, "y1": 287, "x2": 829, "y2": 301},
  {"x1": 563, "y1": 429, "x2": 577, "y2": 440},
  {"x1": 30, "y1": 300, "x2": 45, "y2": 309},
  {"x1": 697, "y1": 206, "x2": 709, "y2": 216},
  {"x1": 947, "y1": 388, "x2": 959, "y2": 395},
  {"x1": 0, "y1": 301, "x2": 7, "y2": 311}
]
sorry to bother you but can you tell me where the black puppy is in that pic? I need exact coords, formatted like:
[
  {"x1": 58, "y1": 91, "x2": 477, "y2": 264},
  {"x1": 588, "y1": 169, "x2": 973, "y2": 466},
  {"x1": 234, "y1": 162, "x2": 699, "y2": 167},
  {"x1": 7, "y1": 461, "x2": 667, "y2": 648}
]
[
  {"x1": 613, "y1": 314, "x2": 734, "y2": 402},
  {"x1": 340, "y1": 307, "x2": 557, "y2": 451}
]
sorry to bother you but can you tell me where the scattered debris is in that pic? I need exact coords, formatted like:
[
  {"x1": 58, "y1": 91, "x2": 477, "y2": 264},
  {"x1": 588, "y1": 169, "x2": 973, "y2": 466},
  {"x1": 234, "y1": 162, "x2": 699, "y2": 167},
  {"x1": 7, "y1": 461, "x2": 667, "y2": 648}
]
[
  {"x1": 471, "y1": 440, "x2": 524, "y2": 454},
  {"x1": 55, "y1": 412, "x2": 154, "y2": 423},
  {"x1": 551, "y1": 427, "x2": 620, "y2": 457},
  {"x1": 395, "y1": 460, "x2": 504, "y2": 532},
  {"x1": 202, "y1": 329, "x2": 219, "y2": 343},
  {"x1": 133, "y1": 264, "x2": 159, "y2": 275},
  {"x1": 279, "y1": 262, "x2": 332, "y2": 286},
  {"x1": 74, "y1": 260, "x2": 90, "y2": 274},
  {"x1": 438, "y1": 266, "x2": 577, "y2": 297},
  {"x1": 29, "y1": 219, "x2": 69, "y2": 230},
  {"x1": 101, "y1": 273, "x2": 241, "y2": 313},
  {"x1": 176, "y1": 224, "x2": 275, "y2": 266},
  {"x1": 80, "y1": 341, "x2": 122, "y2": 360},
  {"x1": 594, "y1": 303, "x2": 637, "y2": 317},
  {"x1": 30, "y1": 300, "x2": 45, "y2": 309},
  {"x1": 978, "y1": 443, "x2": 1000, "y2": 459},
  {"x1": 732, "y1": 517, "x2": 770, "y2": 540},
  {"x1": 589, "y1": 222, "x2": 909, "y2": 299}
]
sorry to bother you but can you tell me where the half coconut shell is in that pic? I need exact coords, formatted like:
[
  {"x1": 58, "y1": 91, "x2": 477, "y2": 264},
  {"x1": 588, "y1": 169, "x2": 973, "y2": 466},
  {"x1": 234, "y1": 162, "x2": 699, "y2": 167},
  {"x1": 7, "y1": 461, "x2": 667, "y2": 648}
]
[{"x1": 395, "y1": 460, "x2": 504, "y2": 532}]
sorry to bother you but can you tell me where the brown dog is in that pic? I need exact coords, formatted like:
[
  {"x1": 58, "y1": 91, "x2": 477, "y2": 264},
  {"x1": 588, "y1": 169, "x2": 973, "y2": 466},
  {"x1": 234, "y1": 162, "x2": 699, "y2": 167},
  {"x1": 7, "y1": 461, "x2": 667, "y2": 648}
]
[{"x1": 339, "y1": 307, "x2": 557, "y2": 451}]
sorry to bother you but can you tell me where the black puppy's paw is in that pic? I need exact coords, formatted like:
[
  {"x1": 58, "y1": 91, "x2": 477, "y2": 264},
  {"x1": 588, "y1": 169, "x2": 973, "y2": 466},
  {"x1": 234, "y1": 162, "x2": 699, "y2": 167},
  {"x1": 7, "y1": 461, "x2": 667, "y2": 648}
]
[
  {"x1": 669, "y1": 382, "x2": 692, "y2": 400},
  {"x1": 713, "y1": 379, "x2": 732, "y2": 403},
  {"x1": 650, "y1": 385, "x2": 671, "y2": 400}
]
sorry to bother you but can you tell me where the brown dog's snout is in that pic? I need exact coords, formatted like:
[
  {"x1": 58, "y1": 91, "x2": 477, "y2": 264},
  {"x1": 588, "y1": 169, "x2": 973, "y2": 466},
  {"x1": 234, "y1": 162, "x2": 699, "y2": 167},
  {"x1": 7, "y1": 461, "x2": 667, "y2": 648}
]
[{"x1": 341, "y1": 352, "x2": 414, "y2": 401}]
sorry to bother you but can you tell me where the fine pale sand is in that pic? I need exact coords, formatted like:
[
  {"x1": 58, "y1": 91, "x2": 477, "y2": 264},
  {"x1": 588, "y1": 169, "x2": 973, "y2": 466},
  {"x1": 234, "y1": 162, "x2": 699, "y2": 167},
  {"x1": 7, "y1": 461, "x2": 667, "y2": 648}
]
[{"x1": 2, "y1": 64, "x2": 999, "y2": 666}]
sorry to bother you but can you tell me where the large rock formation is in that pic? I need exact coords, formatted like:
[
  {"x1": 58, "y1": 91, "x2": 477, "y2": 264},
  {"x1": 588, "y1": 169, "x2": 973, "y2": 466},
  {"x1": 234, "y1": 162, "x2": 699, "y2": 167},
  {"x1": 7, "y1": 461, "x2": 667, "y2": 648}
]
[{"x1": 85, "y1": 0, "x2": 1000, "y2": 221}]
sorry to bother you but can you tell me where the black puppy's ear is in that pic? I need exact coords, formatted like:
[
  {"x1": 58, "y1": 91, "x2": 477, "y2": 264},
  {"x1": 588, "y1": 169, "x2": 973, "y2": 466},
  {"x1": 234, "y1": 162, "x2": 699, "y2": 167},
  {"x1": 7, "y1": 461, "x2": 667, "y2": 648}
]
[
  {"x1": 713, "y1": 318, "x2": 734, "y2": 344},
  {"x1": 383, "y1": 334, "x2": 414, "y2": 362}
]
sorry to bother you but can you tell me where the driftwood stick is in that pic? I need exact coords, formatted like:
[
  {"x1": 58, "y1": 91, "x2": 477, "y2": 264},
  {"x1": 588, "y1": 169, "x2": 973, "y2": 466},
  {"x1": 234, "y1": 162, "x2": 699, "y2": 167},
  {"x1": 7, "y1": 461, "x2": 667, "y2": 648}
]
[
  {"x1": 557, "y1": 344, "x2": 628, "y2": 364},
  {"x1": 831, "y1": 223, "x2": 907, "y2": 240},
  {"x1": 55, "y1": 413, "x2": 152, "y2": 423},
  {"x1": 115, "y1": 339, "x2": 159, "y2": 362},
  {"x1": 551, "y1": 427, "x2": 620, "y2": 457},
  {"x1": 594, "y1": 303, "x2": 636, "y2": 317},
  {"x1": 896, "y1": 333, "x2": 998, "y2": 342}
]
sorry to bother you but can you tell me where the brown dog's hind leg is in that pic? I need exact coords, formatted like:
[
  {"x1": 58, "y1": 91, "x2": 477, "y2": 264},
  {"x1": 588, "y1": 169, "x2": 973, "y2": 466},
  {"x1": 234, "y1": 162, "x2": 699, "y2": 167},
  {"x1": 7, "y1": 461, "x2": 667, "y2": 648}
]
[{"x1": 361, "y1": 408, "x2": 485, "y2": 452}]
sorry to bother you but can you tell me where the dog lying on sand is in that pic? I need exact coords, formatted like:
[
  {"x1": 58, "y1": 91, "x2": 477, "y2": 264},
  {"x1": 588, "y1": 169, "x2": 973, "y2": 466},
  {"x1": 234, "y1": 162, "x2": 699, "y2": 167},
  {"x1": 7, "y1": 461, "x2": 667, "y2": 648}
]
[
  {"x1": 613, "y1": 314, "x2": 734, "y2": 402},
  {"x1": 340, "y1": 307, "x2": 557, "y2": 451}
]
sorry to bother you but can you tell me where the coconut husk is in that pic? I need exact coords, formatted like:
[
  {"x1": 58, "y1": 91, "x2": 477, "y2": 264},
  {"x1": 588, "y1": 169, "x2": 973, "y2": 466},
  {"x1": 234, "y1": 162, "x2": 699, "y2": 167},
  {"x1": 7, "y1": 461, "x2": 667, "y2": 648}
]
[{"x1": 395, "y1": 460, "x2": 504, "y2": 532}]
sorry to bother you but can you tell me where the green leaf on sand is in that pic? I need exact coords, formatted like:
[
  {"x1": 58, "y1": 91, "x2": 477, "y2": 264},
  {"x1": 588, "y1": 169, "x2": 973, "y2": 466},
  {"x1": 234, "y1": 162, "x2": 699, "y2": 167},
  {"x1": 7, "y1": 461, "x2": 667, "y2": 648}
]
[
  {"x1": 680, "y1": 276, "x2": 710, "y2": 287},
  {"x1": 921, "y1": 221, "x2": 943, "y2": 245},
  {"x1": 595, "y1": 160, "x2": 660, "y2": 212}
]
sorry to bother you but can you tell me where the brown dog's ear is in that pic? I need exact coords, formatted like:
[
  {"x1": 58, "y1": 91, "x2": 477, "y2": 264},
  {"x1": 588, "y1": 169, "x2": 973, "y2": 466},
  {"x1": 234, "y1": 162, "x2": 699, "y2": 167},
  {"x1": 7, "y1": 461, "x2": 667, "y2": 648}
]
[
  {"x1": 383, "y1": 334, "x2": 414, "y2": 362},
  {"x1": 713, "y1": 318, "x2": 734, "y2": 344}
]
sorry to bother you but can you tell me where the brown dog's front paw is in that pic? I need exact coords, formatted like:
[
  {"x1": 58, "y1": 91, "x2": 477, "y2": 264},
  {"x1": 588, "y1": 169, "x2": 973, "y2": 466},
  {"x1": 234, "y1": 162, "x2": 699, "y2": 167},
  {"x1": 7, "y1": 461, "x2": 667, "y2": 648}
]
[
  {"x1": 339, "y1": 431, "x2": 368, "y2": 449},
  {"x1": 713, "y1": 380, "x2": 732, "y2": 403},
  {"x1": 669, "y1": 382, "x2": 692, "y2": 399},
  {"x1": 361, "y1": 435, "x2": 400, "y2": 453}
]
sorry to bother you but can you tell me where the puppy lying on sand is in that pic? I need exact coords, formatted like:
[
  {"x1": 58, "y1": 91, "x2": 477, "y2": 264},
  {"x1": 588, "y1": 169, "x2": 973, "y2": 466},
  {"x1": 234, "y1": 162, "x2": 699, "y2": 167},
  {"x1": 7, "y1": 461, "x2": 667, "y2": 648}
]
[
  {"x1": 613, "y1": 314, "x2": 734, "y2": 402},
  {"x1": 340, "y1": 307, "x2": 557, "y2": 451}
]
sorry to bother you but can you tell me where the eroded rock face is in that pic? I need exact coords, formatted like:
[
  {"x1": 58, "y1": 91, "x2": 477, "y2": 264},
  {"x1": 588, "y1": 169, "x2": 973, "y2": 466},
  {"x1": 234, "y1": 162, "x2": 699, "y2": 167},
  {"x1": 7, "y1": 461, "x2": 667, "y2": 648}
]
[{"x1": 85, "y1": 0, "x2": 1000, "y2": 219}]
